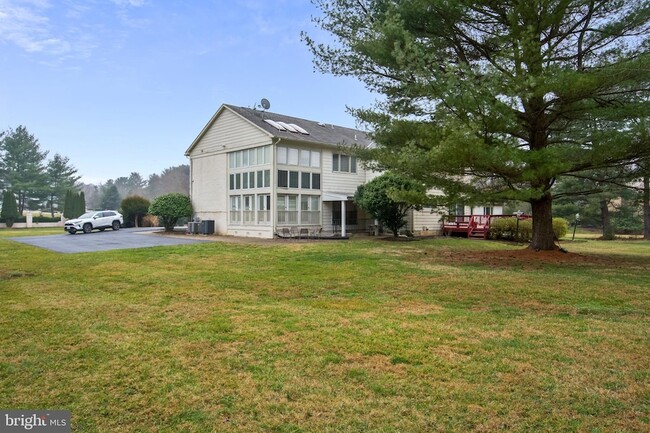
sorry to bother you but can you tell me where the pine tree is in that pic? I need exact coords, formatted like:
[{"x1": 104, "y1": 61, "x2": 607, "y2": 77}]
[
  {"x1": 305, "y1": 0, "x2": 650, "y2": 250},
  {"x1": 0, "y1": 126, "x2": 48, "y2": 214},
  {"x1": 46, "y1": 154, "x2": 80, "y2": 217}
]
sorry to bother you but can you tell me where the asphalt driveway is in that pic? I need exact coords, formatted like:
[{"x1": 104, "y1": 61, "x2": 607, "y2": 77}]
[{"x1": 9, "y1": 227, "x2": 210, "y2": 254}]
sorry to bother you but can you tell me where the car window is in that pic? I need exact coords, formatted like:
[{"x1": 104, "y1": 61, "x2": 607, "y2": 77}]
[{"x1": 105, "y1": 212, "x2": 115, "y2": 217}]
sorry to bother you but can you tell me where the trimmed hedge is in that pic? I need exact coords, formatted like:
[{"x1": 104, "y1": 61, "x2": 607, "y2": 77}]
[
  {"x1": 489, "y1": 217, "x2": 569, "y2": 242},
  {"x1": 1, "y1": 216, "x2": 61, "y2": 223}
]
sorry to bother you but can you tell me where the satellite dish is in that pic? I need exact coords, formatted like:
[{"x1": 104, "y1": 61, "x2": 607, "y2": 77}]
[{"x1": 260, "y1": 98, "x2": 271, "y2": 110}]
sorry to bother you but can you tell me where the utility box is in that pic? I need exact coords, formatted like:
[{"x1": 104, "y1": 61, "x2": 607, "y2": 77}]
[
  {"x1": 187, "y1": 222, "x2": 200, "y2": 234},
  {"x1": 200, "y1": 220, "x2": 215, "y2": 235}
]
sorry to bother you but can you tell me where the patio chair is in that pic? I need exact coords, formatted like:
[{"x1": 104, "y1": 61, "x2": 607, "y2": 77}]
[
  {"x1": 277, "y1": 227, "x2": 291, "y2": 239},
  {"x1": 299, "y1": 227, "x2": 309, "y2": 239},
  {"x1": 311, "y1": 227, "x2": 323, "y2": 239}
]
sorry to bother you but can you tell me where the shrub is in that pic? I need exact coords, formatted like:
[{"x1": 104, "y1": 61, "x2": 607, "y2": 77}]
[
  {"x1": 552, "y1": 218, "x2": 569, "y2": 239},
  {"x1": 148, "y1": 193, "x2": 192, "y2": 232},
  {"x1": 141, "y1": 215, "x2": 159, "y2": 227},
  {"x1": 33, "y1": 216, "x2": 61, "y2": 223},
  {"x1": 490, "y1": 216, "x2": 569, "y2": 242},
  {"x1": 489, "y1": 217, "x2": 531, "y2": 242},
  {"x1": 1, "y1": 191, "x2": 18, "y2": 228},
  {"x1": 121, "y1": 195, "x2": 151, "y2": 228}
]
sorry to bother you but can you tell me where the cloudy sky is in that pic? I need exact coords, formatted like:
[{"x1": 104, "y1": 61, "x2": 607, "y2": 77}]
[{"x1": 0, "y1": 0, "x2": 375, "y2": 183}]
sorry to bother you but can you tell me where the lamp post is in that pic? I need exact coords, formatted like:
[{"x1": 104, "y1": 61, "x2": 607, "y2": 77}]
[
  {"x1": 572, "y1": 213, "x2": 581, "y2": 241},
  {"x1": 514, "y1": 210, "x2": 524, "y2": 241}
]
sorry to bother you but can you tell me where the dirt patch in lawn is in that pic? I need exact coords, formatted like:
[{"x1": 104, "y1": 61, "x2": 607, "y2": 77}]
[{"x1": 436, "y1": 247, "x2": 644, "y2": 270}]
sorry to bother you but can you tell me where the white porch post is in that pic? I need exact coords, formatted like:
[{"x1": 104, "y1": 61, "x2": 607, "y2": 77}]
[{"x1": 341, "y1": 200, "x2": 346, "y2": 237}]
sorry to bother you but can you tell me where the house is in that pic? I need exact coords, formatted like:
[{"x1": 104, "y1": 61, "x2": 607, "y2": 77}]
[{"x1": 185, "y1": 104, "x2": 502, "y2": 238}]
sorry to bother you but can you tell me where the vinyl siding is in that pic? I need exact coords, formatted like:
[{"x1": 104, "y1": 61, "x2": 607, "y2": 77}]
[
  {"x1": 189, "y1": 108, "x2": 272, "y2": 157},
  {"x1": 321, "y1": 148, "x2": 369, "y2": 196},
  {"x1": 191, "y1": 154, "x2": 228, "y2": 234}
]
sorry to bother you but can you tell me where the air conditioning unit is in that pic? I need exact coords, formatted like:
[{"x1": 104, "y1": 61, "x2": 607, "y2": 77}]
[
  {"x1": 187, "y1": 222, "x2": 200, "y2": 234},
  {"x1": 200, "y1": 220, "x2": 215, "y2": 235}
]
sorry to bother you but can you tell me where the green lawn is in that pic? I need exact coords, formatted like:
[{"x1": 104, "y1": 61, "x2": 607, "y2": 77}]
[{"x1": 1, "y1": 232, "x2": 648, "y2": 432}]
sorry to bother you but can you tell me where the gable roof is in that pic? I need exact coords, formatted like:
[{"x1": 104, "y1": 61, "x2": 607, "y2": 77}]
[{"x1": 186, "y1": 104, "x2": 373, "y2": 155}]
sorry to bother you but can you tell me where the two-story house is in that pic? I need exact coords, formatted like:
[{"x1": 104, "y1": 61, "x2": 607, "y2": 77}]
[{"x1": 185, "y1": 104, "x2": 501, "y2": 238}]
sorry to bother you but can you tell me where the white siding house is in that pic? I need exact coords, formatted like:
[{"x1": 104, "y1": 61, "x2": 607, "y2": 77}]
[{"x1": 186, "y1": 104, "x2": 502, "y2": 238}]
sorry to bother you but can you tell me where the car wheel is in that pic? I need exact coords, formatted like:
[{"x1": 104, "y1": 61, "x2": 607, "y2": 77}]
[
  {"x1": 83, "y1": 223, "x2": 92, "y2": 234},
  {"x1": 68, "y1": 228, "x2": 77, "y2": 235},
  {"x1": 98, "y1": 228, "x2": 106, "y2": 232},
  {"x1": 112, "y1": 221, "x2": 120, "y2": 231}
]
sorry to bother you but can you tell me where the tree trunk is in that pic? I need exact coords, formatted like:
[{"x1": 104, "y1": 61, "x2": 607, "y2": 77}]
[
  {"x1": 50, "y1": 193, "x2": 55, "y2": 218},
  {"x1": 17, "y1": 191, "x2": 25, "y2": 215},
  {"x1": 643, "y1": 173, "x2": 650, "y2": 240},
  {"x1": 530, "y1": 194, "x2": 556, "y2": 250},
  {"x1": 600, "y1": 199, "x2": 614, "y2": 240}
]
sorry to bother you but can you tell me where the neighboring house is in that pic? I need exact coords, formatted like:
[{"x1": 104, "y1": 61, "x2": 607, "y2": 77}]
[{"x1": 185, "y1": 104, "x2": 502, "y2": 238}]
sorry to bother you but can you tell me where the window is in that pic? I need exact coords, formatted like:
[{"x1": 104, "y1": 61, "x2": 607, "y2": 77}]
[
  {"x1": 249, "y1": 172, "x2": 255, "y2": 189},
  {"x1": 242, "y1": 172, "x2": 248, "y2": 189},
  {"x1": 333, "y1": 153, "x2": 357, "y2": 173},
  {"x1": 277, "y1": 146, "x2": 319, "y2": 168},
  {"x1": 277, "y1": 170, "x2": 288, "y2": 188},
  {"x1": 311, "y1": 173, "x2": 321, "y2": 190},
  {"x1": 288, "y1": 148, "x2": 299, "y2": 165},
  {"x1": 341, "y1": 154, "x2": 349, "y2": 172},
  {"x1": 483, "y1": 207, "x2": 493, "y2": 216},
  {"x1": 301, "y1": 172, "x2": 311, "y2": 189},
  {"x1": 257, "y1": 170, "x2": 263, "y2": 188},
  {"x1": 300, "y1": 149, "x2": 310, "y2": 166},
  {"x1": 229, "y1": 195, "x2": 241, "y2": 223},
  {"x1": 289, "y1": 171, "x2": 299, "y2": 188},
  {"x1": 277, "y1": 194, "x2": 298, "y2": 224},
  {"x1": 279, "y1": 169, "x2": 316, "y2": 189},
  {"x1": 257, "y1": 194, "x2": 271, "y2": 224},
  {"x1": 310, "y1": 151, "x2": 321, "y2": 168},
  {"x1": 277, "y1": 146, "x2": 287, "y2": 164},
  {"x1": 301, "y1": 195, "x2": 321, "y2": 225},
  {"x1": 229, "y1": 174, "x2": 235, "y2": 190},
  {"x1": 228, "y1": 146, "x2": 271, "y2": 170},
  {"x1": 264, "y1": 169, "x2": 271, "y2": 187},
  {"x1": 243, "y1": 195, "x2": 255, "y2": 225},
  {"x1": 235, "y1": 173, "x2": 241, "y2": 189}
]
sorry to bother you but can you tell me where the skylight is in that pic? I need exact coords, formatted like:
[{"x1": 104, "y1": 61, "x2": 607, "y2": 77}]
[
  {"x1": 288, "y1": 123, "x2": 309, "y2": 135},
  {"x1": 263, "y1": 118, "x2": 310, "y2": 135},
  {"x1": 264, "y1": 119, "x2": 286, "y2": 131},
  {"x1": 276, "y1": 121, "x2": 298, "y2": 133}
]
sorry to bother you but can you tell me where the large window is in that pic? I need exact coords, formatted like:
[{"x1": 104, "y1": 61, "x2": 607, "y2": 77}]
[
  {"x1": 300, "y1": 195, "x2": 321, "y2": 225},
  {"x1": 258, "y1": 194, "x2": 271, "y2": 224},
  {"x1": 277, "y1": 170, "x2": 321, "y2": 190},
  {"x1": 277, "y1": 194, "x2": 298, "y2": 224},
  {"x1": 243, "y1": 195, "x2": 255, "y2": 225},
  {"x1": 333, "y1": 153, "x2": 357, "y2": 173},
  {"x1": 229, "y1": 195, "x2": 241, "y2": 223},
  {"x1": 228, "y1": 145, "x2": 271, "y2": 169},
  {"x1": 277, "y1": 145, "x2": 320, "y2": 168},
  {"x1": 231, "y1": 169, "x2": 270, "y2": 190}
]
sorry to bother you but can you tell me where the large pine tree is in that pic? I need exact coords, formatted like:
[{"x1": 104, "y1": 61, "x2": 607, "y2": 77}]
[
  {"x1": 0, "y1": 126, "x2": 48, "y2": 214},
  {"x1": 46, "y1": 154, "x2": 80, "y2": 217},
  {"x1": 305, "y1": 0, "x2": 650, "y2": 250}
]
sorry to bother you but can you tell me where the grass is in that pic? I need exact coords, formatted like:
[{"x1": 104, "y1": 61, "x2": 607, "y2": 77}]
[{"x1": 0, "y1": 232, "x2": 648, "y2": 432}]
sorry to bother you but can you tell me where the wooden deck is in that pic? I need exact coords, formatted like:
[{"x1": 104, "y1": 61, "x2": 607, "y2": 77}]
[{"x1": 442, "y1": 214, "x2": 531, "y2": 239}]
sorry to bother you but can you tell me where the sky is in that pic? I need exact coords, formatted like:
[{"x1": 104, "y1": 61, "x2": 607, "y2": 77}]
[{"x1": 0, "y1": 0, "x2": 376, "y2": 184}]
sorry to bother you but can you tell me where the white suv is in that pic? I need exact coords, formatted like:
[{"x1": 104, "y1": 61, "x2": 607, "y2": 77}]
[{"x1": 65, "y1": 210, "x2": 123, "y2": 234}]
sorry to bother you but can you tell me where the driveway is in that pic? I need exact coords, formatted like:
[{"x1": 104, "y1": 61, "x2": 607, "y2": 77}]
[{"x1": 10, "y1": 227, "x2": 211, "y2": 254}]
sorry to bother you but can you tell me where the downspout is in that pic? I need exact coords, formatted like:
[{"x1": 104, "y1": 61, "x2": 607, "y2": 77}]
[{"x1": 271, "y1": 137, "x2": 281, "y2": 233}]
